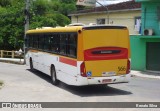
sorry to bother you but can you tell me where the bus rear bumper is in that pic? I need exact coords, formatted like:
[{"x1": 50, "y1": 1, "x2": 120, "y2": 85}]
[
  {"x1": 76, "y1": 74, "x2": 131, "y2": 86},
  {"x1": 88, "y1": 74, "x2": 131, "y2": 85}
]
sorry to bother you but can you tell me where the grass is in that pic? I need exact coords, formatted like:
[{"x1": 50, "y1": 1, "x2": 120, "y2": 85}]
[{"x1": 0, "y1": 81, "x2": 4, "y2": 89}]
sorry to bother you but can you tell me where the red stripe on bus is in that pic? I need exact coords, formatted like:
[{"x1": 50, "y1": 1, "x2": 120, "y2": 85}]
[
  {"x1": 59, "y1": 57, "x2": 77, "y2": 67},
  {"x1": 84, "y1": 47, "x2": 128, "y2": 61}
]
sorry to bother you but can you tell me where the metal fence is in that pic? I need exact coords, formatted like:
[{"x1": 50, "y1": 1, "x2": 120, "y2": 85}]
[{"x1": 0, "y1": 50, "x2": 23, "y2": 58}]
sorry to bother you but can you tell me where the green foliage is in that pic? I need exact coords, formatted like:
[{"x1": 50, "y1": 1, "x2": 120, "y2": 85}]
[
  {"x1": 0, "y1": 0, "x2": 24, "y2": 50},
  {"x1": 31, "y1": 0, "x2": 48, "y2": 15},
  {"x1": 0, "y1": 0, "x2": 77, "y2": 50},
  {"x1": 0, "y1": 0, "x2": 11, "y2": 7},
  {"x1": 58, "y1": 3, "x2": 76, "y2": 16},
  {"x1": 29, "y1": 0, "x2": 71, "y2": 29}
]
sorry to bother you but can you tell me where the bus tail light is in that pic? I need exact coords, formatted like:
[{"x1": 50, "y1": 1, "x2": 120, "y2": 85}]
[
  {"x1": 126, "y1": 59, "x2": 130, "y2": 74},
  {"x1": 80, "y1": 62, "x2": 87, "y2": 77}
]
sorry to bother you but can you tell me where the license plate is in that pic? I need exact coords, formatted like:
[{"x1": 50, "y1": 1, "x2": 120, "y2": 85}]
[
  {"x1": 102, "y1": 71, "x2": 116, "y2": 77},
  {"x1": 102, "y1": 79, "x2": 112, "y2": 83}
]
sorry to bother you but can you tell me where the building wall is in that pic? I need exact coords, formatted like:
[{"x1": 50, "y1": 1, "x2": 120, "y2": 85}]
[
  {"x1": 130, "y1": 35, "x2": 160, "y2": 71},
  {"x1": 136, "y1": 0, "x2": 159, "y2": 3},
  {"x1": 141, "y1": 2, "x2": 160, "y2": 35},
  {"x1": 71, "y1": 10, "x2": 141, "y2": 35},
  {"x1": 130, "y1": 0, "x2": 160, "y2": 71}
]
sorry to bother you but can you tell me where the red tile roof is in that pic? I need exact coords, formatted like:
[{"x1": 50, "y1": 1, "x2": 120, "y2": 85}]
[{"x1": 71, "y1": 0, "x2": 141, "y2": 15}]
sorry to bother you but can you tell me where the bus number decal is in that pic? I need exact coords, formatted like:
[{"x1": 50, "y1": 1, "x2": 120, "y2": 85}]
[{"x1": 118, "y1": 66, "x2": 126, "y2": 72}]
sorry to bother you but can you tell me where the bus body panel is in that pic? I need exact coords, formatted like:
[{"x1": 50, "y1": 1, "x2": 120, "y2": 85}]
[
  {"x1": 82, "y1": 29, "x2": 129, "y2": 50},
  {"x1": 82, "y1": 28, "x2": 130, "y2": 78},
  {"x1": 25, "y1": 25, "x2": 130, "y2": 86},
  {"x1": 26, "y1": 50, "x2": 79, "y2": 85},
  {"x1": 25, "y1": 50, "x2": 130, "y2": 86},
  {"x1": 57, "y1": 56, "x2": 78, "y2": 84},
  {"x1": 85, "y1": 59, "x2": 127, "y2": 77}
]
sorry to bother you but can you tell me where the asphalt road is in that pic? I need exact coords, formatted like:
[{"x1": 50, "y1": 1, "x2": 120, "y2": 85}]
[{"x1": 0, "y1": 62, "x2": 160, "y2": 111}]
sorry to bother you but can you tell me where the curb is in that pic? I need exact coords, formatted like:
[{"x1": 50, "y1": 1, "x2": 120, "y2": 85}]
[
  {"x1": 0, "y1": 60, "x2": 24, "y2": 65},
  {"x1": 131, "y1": 70, "x2": 160, "y2": 79}
]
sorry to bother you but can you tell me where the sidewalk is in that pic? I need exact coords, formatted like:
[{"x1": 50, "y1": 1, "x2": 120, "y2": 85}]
[
  {"x1": 131, "y1": 70, "x2": 160, "y2": 79},
  {"x1": 0, "y1": 58, "x2": 24, "y2": 64}
]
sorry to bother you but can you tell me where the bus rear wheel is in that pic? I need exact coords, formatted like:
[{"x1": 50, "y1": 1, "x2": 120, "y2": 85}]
[{"x1": 51, "y1": 66, "x2": 59, "y2": 85}]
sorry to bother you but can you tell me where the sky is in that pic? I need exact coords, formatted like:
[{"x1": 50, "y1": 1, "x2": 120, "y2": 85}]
[{"x1": 97, "y1": 0, "x2": 131, "y2": 5}]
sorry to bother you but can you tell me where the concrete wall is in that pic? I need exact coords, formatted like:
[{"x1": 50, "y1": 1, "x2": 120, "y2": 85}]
[{"x1": 71, "y1": 10, "x2": 141, "y2": 35}]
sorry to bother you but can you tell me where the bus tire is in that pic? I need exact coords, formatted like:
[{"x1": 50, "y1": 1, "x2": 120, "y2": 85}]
[
  {"x1": 30, "y1": 58, "x2": 34, "y2": 70},
  {"x1": 51, "y1": 65, "x2": 59, "y2": 85}
]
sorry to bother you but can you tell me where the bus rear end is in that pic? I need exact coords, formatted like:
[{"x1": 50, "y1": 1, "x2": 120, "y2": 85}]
[{"x1": 78, "y1": 25, "x2": 130, "y2": 85}]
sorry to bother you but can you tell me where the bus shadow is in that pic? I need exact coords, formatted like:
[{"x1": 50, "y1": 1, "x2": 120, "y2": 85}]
[
  {"x1": 27, "y1": 69, "x2": 52, "y2": 84},
  {"x1": 58, "y1": 83, "x2": 132, "y2": 97},
  {"x1": 27, "y1": 69, "x2": 132, "y2": 97}
]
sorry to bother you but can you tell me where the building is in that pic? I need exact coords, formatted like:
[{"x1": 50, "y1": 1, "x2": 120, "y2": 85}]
[
  {"x1": 69, "y1": 0, "x2": 141, "y2": 35},
  {"x1": 130, "y1": 0, "x2": 160, "y2": 71}
]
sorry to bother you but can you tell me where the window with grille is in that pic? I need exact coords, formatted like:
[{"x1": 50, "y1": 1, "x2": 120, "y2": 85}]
[{"x1": 97, "y1": 18, "x2": 105, "y2": 24}]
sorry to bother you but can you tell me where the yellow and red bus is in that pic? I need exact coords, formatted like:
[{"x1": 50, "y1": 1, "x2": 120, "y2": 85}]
[{"x1": 25, "y1": 25, "x2": 131, "y2": 86}]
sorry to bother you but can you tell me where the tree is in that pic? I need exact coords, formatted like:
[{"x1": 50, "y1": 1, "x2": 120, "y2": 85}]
[
  {"x1": 0, "y1": 0, "x2": 11, "y2": 7},
  {"x1": 31, "y1": 0, "x2": 48, "y2": 15},
  {"x1": 0, "y1": 0, "x2": 24, "y2": 50},
  {"x1": 29, "y1": 0, "x2": 71, "y2": 29},
  {"x1": 0, "y1": 0, "x2": 77, "y2": 50}
]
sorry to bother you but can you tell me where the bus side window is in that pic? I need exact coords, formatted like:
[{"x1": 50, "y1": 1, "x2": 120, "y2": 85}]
[
  {"x1": 33, "y1": 35, "x2": 39, "y2": 49},
  {"x1": 37, "y1": 35, "x2": 39, "y2": 49},
  {"x1": 50, "y1": 35, "x2": 54, "y2": 52},
  {"x1": 29, "y1": 35, "x2": 33, "y2": 48},
  {"x1": 60, "y1": 34, "x2": 67, "y2": 55},
  {"x1": 33, "y1": 35, "x2": 36, "y2": 48},
  {"x1": 25, "y1": 35, "x2": 28, "y2": 48},
  {"x1": 68, "y1": 33, "x2": 77, "y2": 58},
  {"x1": 50, "y1": 34, "x2": 59, "y2": 53},
  {"x1": 44, "y1": 35, "x2": 49, "y2": 51},
  {"x1": 39, "y1": 35, "x2": 44, "y2": 50},
  {"x1": 48, "y1": 35, "x2": 52, "y2": 51},
  {"x1": 56, "y1": 34, "x2": 60, "y2": 53}
]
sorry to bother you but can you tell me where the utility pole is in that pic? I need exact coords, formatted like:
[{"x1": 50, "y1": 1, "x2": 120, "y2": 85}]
[
  {"x1": 96, "y1": 1, "x2": 109, "y2": 24},
  {"x1": 24, "y1": 0, "x2": 30, "y2": 64},
  {"x1": 25, "y1": 0, "x2": 30, "y2": 33}
]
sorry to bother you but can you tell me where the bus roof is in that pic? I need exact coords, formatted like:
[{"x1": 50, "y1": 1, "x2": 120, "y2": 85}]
[
  {"x1": 26, "y1": 25, "x2": 127, "y2": 34},
  {"x1": 26, "y1": 26, "x2": 82, "y2": 34},
  {"x1": 83, "y1": 25, "x2": 127, "y2": 30}
]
